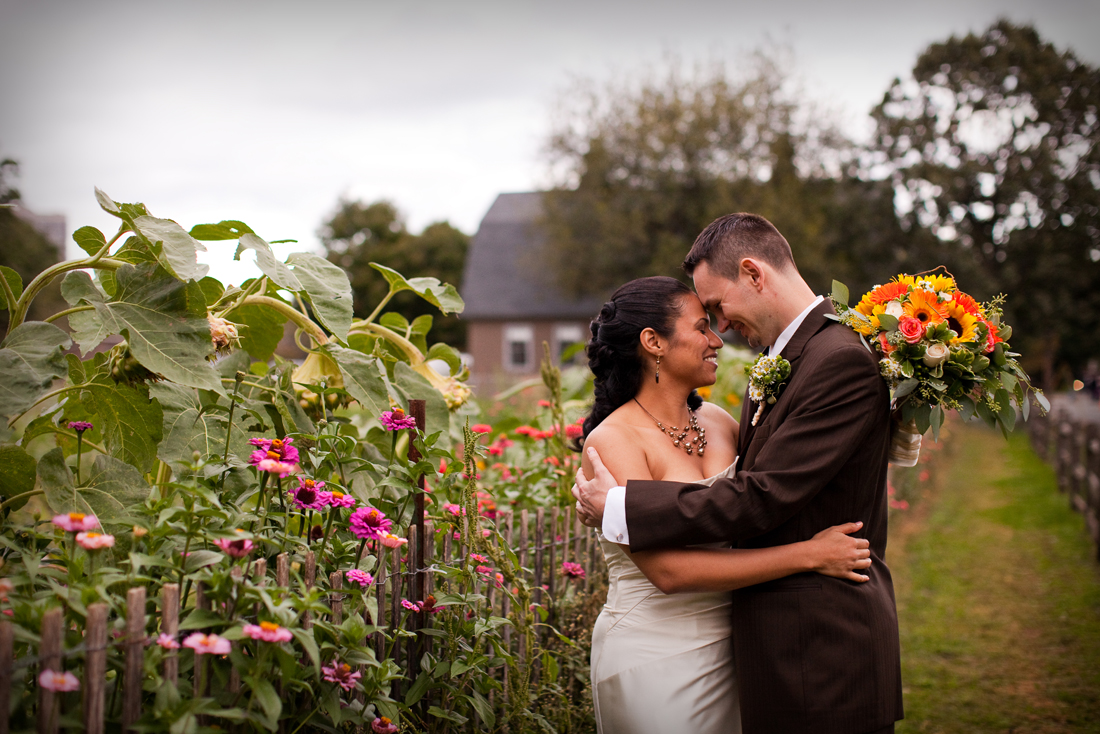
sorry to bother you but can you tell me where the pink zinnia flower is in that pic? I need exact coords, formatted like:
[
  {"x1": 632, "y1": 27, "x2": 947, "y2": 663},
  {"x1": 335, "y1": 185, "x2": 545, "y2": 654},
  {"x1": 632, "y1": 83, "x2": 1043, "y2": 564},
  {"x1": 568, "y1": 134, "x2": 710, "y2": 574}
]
[
  {"x1": 400, "y1": 596, "x2": 440, "y2": 614},
  {"x1": 321, "y1": 661, "x2": 362, "y2": 691},
  {"x1": 442, "y1": 503, "x2": 464, "y2": 517},
  {"x1": 75, "y1": 532, "x2": 115, "y2": 550},
  {"x1": 290, "y1": 478, "x2": 327, "y2": 510},
  {"x1": 67, "y1": 421, "x2": 94, "y2": 433},
  {"x1": 52, "y1": 513, "x2": 98, "y2": 533},
  {"x1": 345, "y1": 569, "x2": 374, "y2": 588},
  {"x1": 182, "y1": 633, "x2": 231, "y2": 655},
  {"x1": 214, "y1": 531, "x2": 255, "y2": 558},
  {"x1": 324, "y1": 490, "x2": 357, "y2": 508},
  {"x1": 379, "y1": 532, "x2": 408, "y2": 548},
  {"x1": 379, "y1": 408, "x2": 417, "y2": 431},
  {"x1": 257, "y1": 458, "x2": 297, "y2": 478},
  {"x1": 469, "y1": 553, "x2": 489, "y2": 564},
  {"x1": 242, "y1": 621, "x2": 293, "y2": 643},
  {"x1": 475, "y1": 565, "x2": 493, "y2": 575},
  {"x1": 372, "y1": 716, "x2": 399, "y2": 733},
  {"x1": 561, "y1": 562, "x2": 586, "y2": 580},
  {"x1": 470, "y1": 424, "x2": 491, "y2": 434},
  {"x1": 493, "y1": 572, "x2": 504, "y2": 588},
  {"x1": 248, "y1": 436, "x2": 300, "y2": 466},
  {"x1": 400, "y1": 599, "x2": 420, "y2": 612},
  {"x1": 564, "y1": 423, "x2": 584, "y2": 439},
  {"x1": 38, "y1": 670, "x2": 80, "y2": 692},
  {"x1": 349, "y1": 507, "x2": 392, "y2": 540},
  {"x1": 155, "y1": 633, "x2": 180, "y2": 650}
]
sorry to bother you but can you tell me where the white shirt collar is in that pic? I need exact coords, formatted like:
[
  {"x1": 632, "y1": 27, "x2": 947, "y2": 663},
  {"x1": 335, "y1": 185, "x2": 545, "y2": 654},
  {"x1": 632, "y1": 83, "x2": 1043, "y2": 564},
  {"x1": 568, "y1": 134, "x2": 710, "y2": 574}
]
[{"x1": 769, "y1": 295, "x2": 824, "y2": 357}]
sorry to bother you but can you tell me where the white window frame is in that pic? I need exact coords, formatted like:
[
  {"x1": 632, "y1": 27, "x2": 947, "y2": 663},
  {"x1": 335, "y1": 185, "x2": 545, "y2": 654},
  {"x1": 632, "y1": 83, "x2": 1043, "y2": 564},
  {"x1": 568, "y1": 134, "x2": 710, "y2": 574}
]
[
  {"x1": 553, "y1": 323, "x2": 585, "y2": 364},
  {"x1": 503, "y1": 324, "x2": 535, "y2": 372}
]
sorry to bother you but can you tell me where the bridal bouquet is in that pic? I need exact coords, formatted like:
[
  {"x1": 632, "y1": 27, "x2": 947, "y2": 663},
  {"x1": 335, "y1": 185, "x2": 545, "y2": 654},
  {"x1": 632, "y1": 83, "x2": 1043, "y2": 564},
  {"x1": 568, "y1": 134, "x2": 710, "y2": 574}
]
[{"x1": 829, "y1": 271, "x2": 1047, "y2": 445}]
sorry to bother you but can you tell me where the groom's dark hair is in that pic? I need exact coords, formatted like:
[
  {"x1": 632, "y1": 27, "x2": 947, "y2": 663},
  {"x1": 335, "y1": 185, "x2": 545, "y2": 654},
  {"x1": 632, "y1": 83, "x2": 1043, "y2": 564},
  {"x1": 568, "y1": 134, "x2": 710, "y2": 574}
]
[{"x1": 682, "y1": 213, "x2": 796, "y2": 279}]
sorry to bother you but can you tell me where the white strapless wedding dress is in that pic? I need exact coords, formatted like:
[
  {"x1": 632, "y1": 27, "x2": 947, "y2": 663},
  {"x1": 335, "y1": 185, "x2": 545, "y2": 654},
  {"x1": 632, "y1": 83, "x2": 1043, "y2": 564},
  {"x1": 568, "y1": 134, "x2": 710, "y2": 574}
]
[{"x1": 590, "y1": 463, "x2": 741, "y2": 734}]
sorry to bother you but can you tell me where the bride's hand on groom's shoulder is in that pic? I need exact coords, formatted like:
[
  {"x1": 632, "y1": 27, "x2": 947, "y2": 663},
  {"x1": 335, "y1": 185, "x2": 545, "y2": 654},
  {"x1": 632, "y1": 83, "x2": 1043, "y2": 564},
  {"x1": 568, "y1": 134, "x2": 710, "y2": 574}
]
[
  {"x1": 573, "y1": 446, "x2": 617, "y2": 528},
  {"x1": 808, "y1": 522, "x2": 872, "y2": 582}
]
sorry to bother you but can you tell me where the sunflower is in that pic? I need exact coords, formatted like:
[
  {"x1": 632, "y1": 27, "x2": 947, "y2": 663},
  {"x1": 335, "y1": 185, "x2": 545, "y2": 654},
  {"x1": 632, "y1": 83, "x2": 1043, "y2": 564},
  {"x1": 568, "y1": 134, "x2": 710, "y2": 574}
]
[
  {"x1": 942, "y1": 299, "x2": 980, "y2": 345},
  {"x1": 903, "y1": 288, "x2": 945, "y2": 326}
]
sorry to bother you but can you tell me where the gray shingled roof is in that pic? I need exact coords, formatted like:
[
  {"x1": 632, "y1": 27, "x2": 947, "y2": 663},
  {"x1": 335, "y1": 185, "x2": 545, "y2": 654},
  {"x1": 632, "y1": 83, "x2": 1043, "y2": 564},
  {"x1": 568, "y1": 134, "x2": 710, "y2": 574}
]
[{"x1": 461, "y1": 192, "x2": 607, "y2": 320}]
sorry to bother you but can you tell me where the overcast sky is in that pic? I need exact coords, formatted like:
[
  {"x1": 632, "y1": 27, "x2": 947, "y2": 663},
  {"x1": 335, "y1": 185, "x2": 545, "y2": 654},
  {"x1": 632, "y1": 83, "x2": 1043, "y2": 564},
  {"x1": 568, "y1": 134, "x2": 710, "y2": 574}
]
[{"x1": 2, "y1": 0, "x2": 1098, "y2": 285}]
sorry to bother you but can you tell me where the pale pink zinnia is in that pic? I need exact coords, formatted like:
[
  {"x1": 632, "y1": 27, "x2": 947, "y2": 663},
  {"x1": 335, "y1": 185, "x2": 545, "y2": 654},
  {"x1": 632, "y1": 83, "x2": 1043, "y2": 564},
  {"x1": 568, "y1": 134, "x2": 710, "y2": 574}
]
[
  {"x1": 321, "y1": 661, "x2": 362, "y2": 691},
  {"x1": 256, "y1": 458, "x2": 297, "y2": 478},
  {"x1": 561, "y1": 561, "x2": 586, "y2": 580},
  {"x1": 442, "y1": 503, "x2": 464, "y2": 517},
  {"x1": 371, "y1": 716, "x2": 399, "y2": 734},
  {"x1": 38, "y1": 670, "x2": 80, "y2": 692},
  {"x1": 349, "y1": 507, "x2": 392, "y2": 540},
  {"x1": 52, "y1": 513, "x2": 98, "y2": 533},
  {"x1": 248, "y1": 436, "x2": 300, "y2": 465},
  {"x1": 182, "y1": 632, "x2": 231, "y2": 655},
  {"x1": 75, "y1": 532, "x2": 115, "y2": 550},
  {"x1": 155, "y1": 633, "x2": 180, "y2": 650},
  {"x1": 242, "y1": 621, "x2": 293, "y2": 643},
  {"x1": 378, "y1": 532, "x2": 408, "y2": 548},
  {"x1": 345, "y1": 569, "x2": 374, "y2": 588}
]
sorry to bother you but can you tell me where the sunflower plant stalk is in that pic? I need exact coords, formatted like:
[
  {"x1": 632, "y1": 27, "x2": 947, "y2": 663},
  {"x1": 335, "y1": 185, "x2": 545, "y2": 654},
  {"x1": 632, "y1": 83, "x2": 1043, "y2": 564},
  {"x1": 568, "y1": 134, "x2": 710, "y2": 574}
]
[{"x1": 830, "y1": 271, "x2": 1048, "y2": 442}]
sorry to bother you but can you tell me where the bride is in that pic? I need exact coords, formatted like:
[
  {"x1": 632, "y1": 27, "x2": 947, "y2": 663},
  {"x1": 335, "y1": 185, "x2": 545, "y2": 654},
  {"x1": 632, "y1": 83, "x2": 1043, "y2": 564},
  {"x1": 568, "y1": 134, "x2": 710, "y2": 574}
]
[{"x1": 576, "y1": 277, "x2": 871, "y2": 734}]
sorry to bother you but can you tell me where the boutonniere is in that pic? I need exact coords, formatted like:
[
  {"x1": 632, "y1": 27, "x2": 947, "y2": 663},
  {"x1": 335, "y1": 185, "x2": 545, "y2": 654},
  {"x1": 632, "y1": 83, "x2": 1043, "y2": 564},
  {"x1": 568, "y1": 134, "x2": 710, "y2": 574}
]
[{"x1": 745, "y1": 354, "x2": 791, "y2": 426}]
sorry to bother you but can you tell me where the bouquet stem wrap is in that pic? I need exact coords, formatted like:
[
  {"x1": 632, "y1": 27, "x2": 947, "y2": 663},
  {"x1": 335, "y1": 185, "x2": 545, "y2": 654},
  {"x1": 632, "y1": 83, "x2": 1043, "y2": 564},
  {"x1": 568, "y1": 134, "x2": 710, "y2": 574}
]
[{"x1": 888, "y1": 418, "x2": 922, "y2": 467}]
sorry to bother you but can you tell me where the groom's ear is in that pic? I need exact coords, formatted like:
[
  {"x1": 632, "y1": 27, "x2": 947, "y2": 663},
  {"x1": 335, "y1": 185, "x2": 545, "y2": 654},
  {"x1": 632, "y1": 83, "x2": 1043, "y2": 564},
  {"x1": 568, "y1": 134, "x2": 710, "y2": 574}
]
[{"x1": 740, "y1": 258, "x2": 766, "y2": 291}]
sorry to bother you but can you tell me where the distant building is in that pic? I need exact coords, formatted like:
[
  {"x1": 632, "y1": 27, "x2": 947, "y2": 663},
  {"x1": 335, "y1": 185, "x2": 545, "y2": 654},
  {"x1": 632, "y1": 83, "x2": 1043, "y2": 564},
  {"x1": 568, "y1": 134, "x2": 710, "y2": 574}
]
[{"x1": 461, "y1": 193, "x2": 604, "y2": 390}]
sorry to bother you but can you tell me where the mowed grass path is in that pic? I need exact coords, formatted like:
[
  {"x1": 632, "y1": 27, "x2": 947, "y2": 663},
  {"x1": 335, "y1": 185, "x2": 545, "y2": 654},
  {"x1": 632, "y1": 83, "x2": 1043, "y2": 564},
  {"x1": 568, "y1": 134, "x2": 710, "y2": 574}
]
[{"x1": 891, "y1": 423, "x2": 1100, "y2": 733}]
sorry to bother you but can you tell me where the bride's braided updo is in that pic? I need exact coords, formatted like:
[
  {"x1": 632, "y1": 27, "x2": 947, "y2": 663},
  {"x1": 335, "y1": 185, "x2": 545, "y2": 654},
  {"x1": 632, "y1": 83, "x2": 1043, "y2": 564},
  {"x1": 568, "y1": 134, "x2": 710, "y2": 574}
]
[{"x1": 574, "y1": 276, "x2": 703, "y2": 450}]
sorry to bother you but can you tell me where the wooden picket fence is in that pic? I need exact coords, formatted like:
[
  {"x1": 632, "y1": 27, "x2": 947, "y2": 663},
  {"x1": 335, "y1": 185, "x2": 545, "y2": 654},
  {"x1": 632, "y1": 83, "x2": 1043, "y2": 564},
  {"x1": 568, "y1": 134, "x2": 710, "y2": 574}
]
[
  {"x1": 1028, "y1": 394, "x2": 1100, "y2": 559},
  {"x1": 0, "y1": 507, "x2": 606, "y2": 733}
]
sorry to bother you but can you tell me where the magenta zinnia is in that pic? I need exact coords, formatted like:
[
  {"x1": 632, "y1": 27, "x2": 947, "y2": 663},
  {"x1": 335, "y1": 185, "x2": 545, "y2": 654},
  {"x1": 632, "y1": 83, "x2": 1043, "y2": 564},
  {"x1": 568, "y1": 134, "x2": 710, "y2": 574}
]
[
  {"x1": 214, "y1": 531, "x2": 255, "y2": 558},
  {"x1": 379, "y1": 408, "x2": 417, "y2": 431},
  {"x1": 248, "y1": 436, "x2": 300, "y2": 466},
  {"x1": 345, "y1": 569, "x2": 374, "y2": 588},
  {"x1": 321, "y1": 661, "x2": 362, "y2": 691},
  {"x1": 349, "y1": 507, "x2": 392, "y2": 540},
  {"x1": 290, "y1": 478, "x2": 327, "y2": 510},
  {"x1": 38, "y1": 670, "x2": 80, "y2": 692},
  {"x1": 561, "y1": 561, "x2": 586, "y2": 579}
]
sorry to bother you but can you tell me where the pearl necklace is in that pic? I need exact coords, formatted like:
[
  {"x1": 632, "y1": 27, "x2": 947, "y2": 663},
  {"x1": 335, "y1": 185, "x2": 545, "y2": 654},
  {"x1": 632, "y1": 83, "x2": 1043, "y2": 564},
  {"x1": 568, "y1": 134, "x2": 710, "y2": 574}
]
[{"x1": 633, "y1": 399, "x2": 707, "y2": 456}]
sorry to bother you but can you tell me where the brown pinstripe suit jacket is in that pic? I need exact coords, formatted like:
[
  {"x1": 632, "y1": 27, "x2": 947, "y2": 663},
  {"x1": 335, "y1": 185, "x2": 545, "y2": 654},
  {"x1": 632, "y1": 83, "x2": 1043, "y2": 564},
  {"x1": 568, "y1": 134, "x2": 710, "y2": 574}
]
[{"x1": 625, "y1": 300, "x2": 903, "y2": 734}]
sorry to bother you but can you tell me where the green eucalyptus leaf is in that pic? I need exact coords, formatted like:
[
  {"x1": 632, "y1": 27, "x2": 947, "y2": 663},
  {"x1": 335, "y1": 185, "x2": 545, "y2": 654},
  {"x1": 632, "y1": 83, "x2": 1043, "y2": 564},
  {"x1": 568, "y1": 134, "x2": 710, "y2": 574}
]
[
  {"x1": 0, "y1": 444, "x2": 37, "y2": 509},
  {"x1": 995, "y1": 388, "x2": 1016, "y2": 432},
  {"x1": 975, "y1": 398, "x2": 997, "y2": 428},
  {"x1": 319, "y1": 344, "x2": 390, "y2": 416},
  {"x1": 930, "y1": 404, "x2": 944, "y2": 442},
  {"x1": 0, "y1": 266, "x2": 22, "y2": 310},
  {"x1": 369, "y1": 263, "x2": 464, "y2": 314},
  {"x1": 892, "y1": 378, "x2": 919, "y2": 401},
  {"x1": 831, "y1": 280, "x2": 850, "y2": 307},
  {"x1": 134, "y1": 216, "x2": 209, "y2": 282},
  {"x1": 90, "y1": 264, "x2": 223, "y2": 394},
  {"x1": 913, "y1": 402, "x2": 932, "y2": 434},
  {"x1": 1035, "y1": 391, "x2": 1050, "y2": 413},
  {"x1": 957, "y1": 394, "x2": 977, "y2": 422},
  {"x1": 226, "y1": 303, "x2": 287, "y2": 362},
  {"x1": 190, "y1": 220, "x2": 254, "y2": 241},
  {"x1": 73, "y1": 226, "x2": 107, "y2": 257},
  {"x1": 876, "y1": 314, "x2": 898, "y2": 332},
  {"x1": 0, "y1": 321, "x2": 72, "y2": 417},
  {"x1": 287, "y1": 252, "x2": 352, "y2": 341},
  {"x1": 235, "y1": 234, "x2": 301, "y2": 291}
]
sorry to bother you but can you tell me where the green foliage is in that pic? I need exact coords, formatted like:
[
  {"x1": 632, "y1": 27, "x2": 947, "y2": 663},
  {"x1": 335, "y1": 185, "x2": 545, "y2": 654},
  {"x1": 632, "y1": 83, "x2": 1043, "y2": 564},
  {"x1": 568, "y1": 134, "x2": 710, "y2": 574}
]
[
  {"x1": 869, "y1": 20, "x2": 1100, "y2": 387},
  {"x1": 319, "y1": 199, "x2": 469, "y2": 348}
]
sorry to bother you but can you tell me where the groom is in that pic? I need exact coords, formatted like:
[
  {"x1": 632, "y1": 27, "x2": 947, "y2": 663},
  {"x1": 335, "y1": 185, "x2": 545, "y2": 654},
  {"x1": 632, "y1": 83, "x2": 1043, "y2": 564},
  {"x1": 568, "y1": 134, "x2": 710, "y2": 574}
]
[{"x1": 574, "y1": 213, "x2": 902, "y2": 734}]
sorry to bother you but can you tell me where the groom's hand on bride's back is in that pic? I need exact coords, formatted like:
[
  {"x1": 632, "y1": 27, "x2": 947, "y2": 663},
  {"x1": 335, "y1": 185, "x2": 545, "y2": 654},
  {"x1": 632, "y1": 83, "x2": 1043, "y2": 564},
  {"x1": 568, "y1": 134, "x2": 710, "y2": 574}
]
[
  {"x1": 808, "y1": 522, "x2": 873, "y2": 583},
  {"x1": 573, "y1": 446, "x2": 617, "y2": 528}
]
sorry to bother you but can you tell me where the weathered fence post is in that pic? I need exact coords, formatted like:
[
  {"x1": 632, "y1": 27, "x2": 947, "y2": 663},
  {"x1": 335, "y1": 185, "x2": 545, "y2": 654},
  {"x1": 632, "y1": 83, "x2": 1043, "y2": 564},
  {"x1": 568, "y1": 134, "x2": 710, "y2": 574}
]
[
  {"x1": 83, "y1": 603, "x2": 108, "y2": 734},
  {"x1": 161, "y1": 584, "x2": 179, "y2": 685},
  {"x1": 122, "y1": 587, "x2": 145, "y2": 733},
  {"x1": 330, "y1": 572, "x2": 343, "y2": 625},
  {"x1": 303, "y1": 551, "x2": 316, "y2": 629},
  {"x1": 0, "y1": 619, "x2": 11, "y2": 734},
  {"x1": 37, "y1": 606, "x2": 62, "y2": 734}
]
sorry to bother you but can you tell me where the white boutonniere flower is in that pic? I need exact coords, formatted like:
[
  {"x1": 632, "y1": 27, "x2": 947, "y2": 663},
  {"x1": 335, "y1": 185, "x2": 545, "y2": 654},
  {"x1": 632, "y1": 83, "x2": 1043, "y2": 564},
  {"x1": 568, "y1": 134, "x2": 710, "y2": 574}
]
[{"x1": 745, "y1": 353, "x2": 792, "y2": 426}]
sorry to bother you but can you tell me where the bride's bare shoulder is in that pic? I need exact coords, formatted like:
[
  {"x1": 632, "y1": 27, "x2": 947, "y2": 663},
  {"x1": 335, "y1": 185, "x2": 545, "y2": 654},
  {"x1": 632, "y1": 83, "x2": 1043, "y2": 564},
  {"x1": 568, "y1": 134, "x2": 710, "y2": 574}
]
[
  {"x1": 696, "y1": 401, "x2": 738, "y2": 431},
  {"x1": 580, "y1": 412, "x2": 651, "y2": 482}
]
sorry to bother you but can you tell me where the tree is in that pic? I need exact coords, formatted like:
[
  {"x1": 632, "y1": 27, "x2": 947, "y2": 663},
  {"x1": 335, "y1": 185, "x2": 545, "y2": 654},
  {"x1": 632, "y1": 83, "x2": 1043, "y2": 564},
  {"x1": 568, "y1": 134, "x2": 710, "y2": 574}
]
[
  {"x1": 319, "y1": 199, "x2": 469, "y2": 348},
  {"x1": 0, "y1": 158, "x2": 62, "y2": 332},
  {"x1": 868, "y1": 21, "x2": 1100, "y2": 388},
  {"x1": 540, "y1": 53, "x2": 859, "y2": 298}
]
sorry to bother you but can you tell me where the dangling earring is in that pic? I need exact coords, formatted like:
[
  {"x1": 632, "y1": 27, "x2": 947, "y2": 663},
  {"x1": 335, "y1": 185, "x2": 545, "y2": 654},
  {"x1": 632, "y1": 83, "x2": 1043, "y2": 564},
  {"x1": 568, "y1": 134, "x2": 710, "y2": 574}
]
[{"x1": 655, "y1": 355, "x2": 661, "y2": 384}]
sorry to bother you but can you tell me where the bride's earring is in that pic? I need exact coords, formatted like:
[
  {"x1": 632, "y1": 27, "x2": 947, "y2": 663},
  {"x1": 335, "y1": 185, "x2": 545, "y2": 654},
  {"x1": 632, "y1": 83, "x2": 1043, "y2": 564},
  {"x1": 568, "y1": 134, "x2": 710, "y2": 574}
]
[{"x1": 655, "y1": 355, "x2": 661, "y2": 384}]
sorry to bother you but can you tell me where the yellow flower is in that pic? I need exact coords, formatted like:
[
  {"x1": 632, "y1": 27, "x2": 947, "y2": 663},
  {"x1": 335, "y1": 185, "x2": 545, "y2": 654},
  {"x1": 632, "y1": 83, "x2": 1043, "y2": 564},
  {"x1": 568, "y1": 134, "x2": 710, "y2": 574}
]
[
  {"x1": 902, "y1": 289, "x2": 945, "y2": 326},
  {"x1": 942, "y1": 299, "x2": 980, "y2": 345},
  {"x1": 852, "y1": 300, "x2": 888, "y2": 336},
  {"x1": 915, "y1": 274, "x2": 956, "y2": 293},
  {"x1": 695, "y1": 386, "x2": 712, "y2": 400}
]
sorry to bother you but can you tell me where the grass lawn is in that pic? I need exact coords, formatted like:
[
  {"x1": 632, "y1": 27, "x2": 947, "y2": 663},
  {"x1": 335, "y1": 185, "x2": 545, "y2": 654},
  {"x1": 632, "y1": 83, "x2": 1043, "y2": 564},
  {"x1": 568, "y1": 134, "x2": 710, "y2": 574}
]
[{"x1": 891, "y1": 423, "x2": 1100, "y2": 733}]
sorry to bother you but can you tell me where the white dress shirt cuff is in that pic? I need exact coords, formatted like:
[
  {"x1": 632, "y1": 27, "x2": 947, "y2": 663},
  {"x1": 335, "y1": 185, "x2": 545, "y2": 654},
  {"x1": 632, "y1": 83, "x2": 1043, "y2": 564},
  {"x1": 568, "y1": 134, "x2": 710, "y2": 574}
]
[{"x1": 601, "y1": 485, "x2": 630, "y2": 545}]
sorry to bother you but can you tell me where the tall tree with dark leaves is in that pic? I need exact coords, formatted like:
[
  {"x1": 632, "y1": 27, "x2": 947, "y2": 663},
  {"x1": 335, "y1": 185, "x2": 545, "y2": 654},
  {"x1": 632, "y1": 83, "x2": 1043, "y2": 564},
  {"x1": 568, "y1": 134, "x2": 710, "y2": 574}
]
[
  {"x1": 868, "y1": 21, "x2": 1100, "y2": 388},
  {"x1": 0, "y1": 158, "x2": 62, "y2": 332},
  {"x1": 319, "y1": 199, "x2": 469, "y2": 348}
]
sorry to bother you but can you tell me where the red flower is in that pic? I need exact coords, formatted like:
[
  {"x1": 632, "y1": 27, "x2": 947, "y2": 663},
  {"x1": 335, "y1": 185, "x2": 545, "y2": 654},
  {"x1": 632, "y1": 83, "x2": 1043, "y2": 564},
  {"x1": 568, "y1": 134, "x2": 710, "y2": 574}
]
[{"x1": 470, "y1": 424, "x2": 492, "y2": 434}]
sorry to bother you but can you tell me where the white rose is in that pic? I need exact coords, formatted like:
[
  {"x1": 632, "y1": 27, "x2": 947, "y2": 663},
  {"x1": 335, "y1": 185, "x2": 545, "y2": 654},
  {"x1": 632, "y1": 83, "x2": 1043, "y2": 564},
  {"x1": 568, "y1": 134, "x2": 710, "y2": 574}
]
[
  {"x1": 923, "y1": 342, "x2": 949, "y2": 367},
  {"x1": 884, "y1": 301, "x2": 904, "y2": 318}
]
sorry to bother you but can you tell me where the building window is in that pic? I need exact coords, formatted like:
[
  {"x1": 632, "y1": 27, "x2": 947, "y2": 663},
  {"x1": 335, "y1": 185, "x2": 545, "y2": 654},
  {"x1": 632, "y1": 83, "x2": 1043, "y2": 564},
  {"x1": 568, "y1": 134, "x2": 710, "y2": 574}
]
[
  {"x1": 553, "y1": 324, "x2": 585, "y2": 364},
  {"x1": 503, "y1": 324, "x2": 534, "y2": 372}
]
